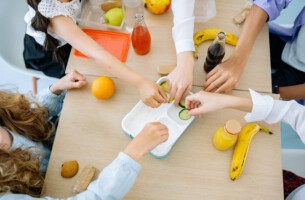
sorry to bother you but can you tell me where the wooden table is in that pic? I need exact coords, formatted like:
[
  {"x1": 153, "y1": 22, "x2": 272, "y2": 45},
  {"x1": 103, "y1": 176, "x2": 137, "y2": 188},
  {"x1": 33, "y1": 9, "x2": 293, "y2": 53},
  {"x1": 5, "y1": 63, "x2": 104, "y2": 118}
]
[
  {"x1": 43, "y1": 76, "x2": 283, "y2": 199},
  {"x1": 43, "y1": 0, "x2": 283, "y2": 199},
  {"x1": 67, "y1": 0, "x2": 272, "y2": 93}
]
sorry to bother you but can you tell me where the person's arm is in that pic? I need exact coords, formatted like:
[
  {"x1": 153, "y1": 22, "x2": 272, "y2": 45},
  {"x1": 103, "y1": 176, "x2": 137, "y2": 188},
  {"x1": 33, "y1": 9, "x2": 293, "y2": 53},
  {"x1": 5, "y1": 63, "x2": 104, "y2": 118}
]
[
  {"x1": 36, "y1": 70, "x2": 86, "y2": 118},
  {"x1": 204, "y1": 4, "x2": 268, "y2": 93},
  {"x1": 49, "y1": 16, "x2": 167, "y2": 108},
  {"x1": 244, "y1": 90, "x2": 305, "y2": 143},
  {"x1": 279, "y1": 84, "x2": 305, "y2": 100},
  {"x1": 167, "y1": 0, "x2": 195, "y2": 106},
  {"x1": 204, "y1": 0, "x2": 291, "y2": 93},
  {"x1": 1, "y1": 122, "x2": 169, "y2": 200},
  {"x1": 185, "y1": 89, "x2": 305, "y2": 143}
]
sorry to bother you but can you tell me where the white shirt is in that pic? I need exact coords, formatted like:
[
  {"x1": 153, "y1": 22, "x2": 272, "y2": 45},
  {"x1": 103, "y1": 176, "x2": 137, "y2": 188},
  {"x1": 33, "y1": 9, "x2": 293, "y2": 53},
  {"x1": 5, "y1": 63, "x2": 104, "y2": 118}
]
[
  {"x1": 171, "y1": 0, "x2": 216, "y2": 54},
  {"x1": 171, "y1": 0, "x2": 195, "y2": 54},
  {"x1": 245, "y1": 89, "x2": 305, "y2": 200},
  {"x1": 24, "y1": 0, "x2": 81, "y2": 47},
  {"x1": 245, "y1": 89, "x2": 305, "y2": 142}
]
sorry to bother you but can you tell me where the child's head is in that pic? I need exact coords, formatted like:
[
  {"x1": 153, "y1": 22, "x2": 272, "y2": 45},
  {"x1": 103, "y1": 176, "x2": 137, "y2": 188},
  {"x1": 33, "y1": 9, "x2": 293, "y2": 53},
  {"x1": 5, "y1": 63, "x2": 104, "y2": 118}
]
[
  {"x1": 0, "y1": 148, "x2": 44, "y2": 197},
  {"x1": 0, "y1": 90, "x2": 53, "y2": 142}
]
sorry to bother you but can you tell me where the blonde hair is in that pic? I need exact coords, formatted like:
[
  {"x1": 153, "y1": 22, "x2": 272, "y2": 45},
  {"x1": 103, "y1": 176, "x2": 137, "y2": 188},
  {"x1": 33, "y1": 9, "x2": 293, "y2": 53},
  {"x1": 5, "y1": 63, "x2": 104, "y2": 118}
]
[
  {"x1": 0, "y1": 148, "x2": 44, "y2": 197},
  {"x1": 0, "y1": 90, "x2": 54, "y2": 141},
  {"x1": 0, "y1": 90, "x2": 55, "y2": 196}
]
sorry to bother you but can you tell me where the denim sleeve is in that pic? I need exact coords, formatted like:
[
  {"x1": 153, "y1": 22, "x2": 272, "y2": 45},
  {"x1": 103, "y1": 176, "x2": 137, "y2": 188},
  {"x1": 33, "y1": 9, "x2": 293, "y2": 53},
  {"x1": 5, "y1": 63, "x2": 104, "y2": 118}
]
[
  {"x1": 253, "y1": 0, "x2": 292, "y2": 21},
  {"x1": 36, "y1": 87, "x2": 66, "y2": 118},
  {"x1": 0, "y1": 152, "x2": 141, "y2": 200}
]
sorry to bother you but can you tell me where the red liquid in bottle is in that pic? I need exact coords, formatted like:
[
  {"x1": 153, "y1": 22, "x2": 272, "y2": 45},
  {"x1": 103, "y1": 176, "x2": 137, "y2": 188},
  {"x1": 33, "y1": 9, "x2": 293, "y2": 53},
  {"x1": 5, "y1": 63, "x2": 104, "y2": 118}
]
[{"x1": 131, "y1": 26, "x2": 151, "y2": 55}]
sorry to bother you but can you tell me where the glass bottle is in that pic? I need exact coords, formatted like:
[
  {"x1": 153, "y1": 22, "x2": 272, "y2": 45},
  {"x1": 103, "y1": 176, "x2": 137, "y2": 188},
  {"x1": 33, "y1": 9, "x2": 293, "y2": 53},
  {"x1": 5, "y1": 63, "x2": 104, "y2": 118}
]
[
  {"x1": 203, "y1": 31, "x2": 226, "y2": 73},
  {"x1": 131, "y1": 13, "x2": 151, "y2": 55},
  {"x1": 212, "y1": 119, "x2": 241, "y2": 151}
]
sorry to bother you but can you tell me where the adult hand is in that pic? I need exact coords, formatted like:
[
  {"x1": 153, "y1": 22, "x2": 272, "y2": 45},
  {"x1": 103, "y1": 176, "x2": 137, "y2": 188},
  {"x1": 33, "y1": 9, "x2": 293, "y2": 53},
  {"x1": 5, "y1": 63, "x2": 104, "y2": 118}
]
[
  {"x1": 204, "y1": 56, "x2": 245, "y2": 93},
  {"x1": 124, "y1": 122, "x2": 169, "y2": 161},
  {"x1": 50, "y1": 69, "x2": 87, "y2": 95},
  {"x1": 138, "y1": 78, "x2": 168, "y2": 108},
  {"x1": 167, "y1": 52, "x2": 194, "y2": 106}
]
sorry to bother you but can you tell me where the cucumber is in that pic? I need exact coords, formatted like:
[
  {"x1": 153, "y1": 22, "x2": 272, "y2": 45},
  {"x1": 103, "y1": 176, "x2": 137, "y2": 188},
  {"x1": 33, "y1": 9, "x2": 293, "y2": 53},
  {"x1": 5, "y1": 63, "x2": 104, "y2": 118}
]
[
  {"x1": 160, "y1": 81, "x2": 169, "y2": 93},
  {"x1": 179, "y1": 99, "x2": 186, "y2": 108},
  {"x1": 179, "y1": 109, "x2": 191, "y2": 120},
  {"x1": 168, "y1": 97, "x2": 174, "y2": 103}
]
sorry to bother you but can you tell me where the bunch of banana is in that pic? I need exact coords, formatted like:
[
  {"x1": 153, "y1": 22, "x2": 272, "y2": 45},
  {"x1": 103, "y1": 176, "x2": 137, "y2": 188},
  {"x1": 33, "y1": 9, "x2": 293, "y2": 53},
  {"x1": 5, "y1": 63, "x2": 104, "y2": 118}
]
[
  {"x1": 193, "y1": 28, "x2": 239, "y2": 59},
  {"x1": 230, "y1": 123, "x2": 273, "y2": 181}
]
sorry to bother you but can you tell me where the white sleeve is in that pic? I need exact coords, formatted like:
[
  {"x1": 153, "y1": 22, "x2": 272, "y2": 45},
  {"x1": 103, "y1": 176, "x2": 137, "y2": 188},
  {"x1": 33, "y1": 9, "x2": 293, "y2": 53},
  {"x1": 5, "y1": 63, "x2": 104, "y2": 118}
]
[
  {"x1": 171, "y1": 0, "x2": 195, "y2": 54},
  {"x1": 244, "y1": 89, "x2": 305, "y2": 144}
]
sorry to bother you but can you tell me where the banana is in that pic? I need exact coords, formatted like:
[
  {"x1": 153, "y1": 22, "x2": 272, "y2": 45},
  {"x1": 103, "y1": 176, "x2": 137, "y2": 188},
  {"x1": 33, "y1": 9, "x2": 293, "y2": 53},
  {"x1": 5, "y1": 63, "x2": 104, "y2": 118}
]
[
  {"x1": 194, "y1": 44, "x2": 199, "y2": 59},
  {"x1": 193, "y1": 28, "x2": 239, "y2": 59},
  {"x1": 230, "y1": 123, "x2": 273, "y2": 181}
]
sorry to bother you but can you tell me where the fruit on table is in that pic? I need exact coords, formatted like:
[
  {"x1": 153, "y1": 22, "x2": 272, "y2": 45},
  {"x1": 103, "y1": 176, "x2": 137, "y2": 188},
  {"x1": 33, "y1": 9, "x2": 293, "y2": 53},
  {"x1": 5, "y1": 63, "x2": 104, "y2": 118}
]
[
  {"x1": 145, "y1": 0, "x2": 171, "y2": 15},
  {"x1": 101, "y1": 0, "x2": 122, "y2": 12},
  {"x1": 230, "y1": 123, "x2": 273, "y2": 181},
  {"x1": 61, "y1": 160, "x2": 79, "y2": 178},
  {"x1": 193, "y1": 28, "x2": 239, "y2": 59},
  {"x1": 104, "y1": 7, "x2": 124, "y2": 26},
  {"x1": 91, "y1": 76, "x2": 115, "y2": 99}
]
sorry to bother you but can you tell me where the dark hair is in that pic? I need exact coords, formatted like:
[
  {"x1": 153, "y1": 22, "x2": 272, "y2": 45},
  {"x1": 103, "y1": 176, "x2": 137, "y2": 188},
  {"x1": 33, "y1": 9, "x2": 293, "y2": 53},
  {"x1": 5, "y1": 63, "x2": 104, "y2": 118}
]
[{"x1": 26, "y1": 0, "x2": 65, "y2": 64}]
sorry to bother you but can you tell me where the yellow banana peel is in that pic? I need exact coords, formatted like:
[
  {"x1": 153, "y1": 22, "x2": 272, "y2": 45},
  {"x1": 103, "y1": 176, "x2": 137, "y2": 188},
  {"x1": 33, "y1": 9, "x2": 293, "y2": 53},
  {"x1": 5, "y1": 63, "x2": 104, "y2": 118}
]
[
  {"x1": 230, "y1": 123, "x2": 273, "y2": 181},
  {"x1": 193, "y1": 28, "x2": 239, "y2": 59}
]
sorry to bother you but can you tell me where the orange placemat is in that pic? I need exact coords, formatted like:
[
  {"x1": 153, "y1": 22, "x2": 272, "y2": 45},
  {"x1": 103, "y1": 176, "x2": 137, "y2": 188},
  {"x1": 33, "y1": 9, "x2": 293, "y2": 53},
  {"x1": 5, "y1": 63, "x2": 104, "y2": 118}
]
[{"x1": 74, "y1": 28, "x2": 130, "y2": 62}]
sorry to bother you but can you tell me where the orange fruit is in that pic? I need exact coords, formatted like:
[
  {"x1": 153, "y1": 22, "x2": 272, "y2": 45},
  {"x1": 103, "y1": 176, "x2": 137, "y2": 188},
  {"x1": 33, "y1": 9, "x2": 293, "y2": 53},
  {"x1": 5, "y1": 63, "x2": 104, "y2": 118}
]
[{"x1": 91, "y1": 76, "x2": 115, "y2": 99}]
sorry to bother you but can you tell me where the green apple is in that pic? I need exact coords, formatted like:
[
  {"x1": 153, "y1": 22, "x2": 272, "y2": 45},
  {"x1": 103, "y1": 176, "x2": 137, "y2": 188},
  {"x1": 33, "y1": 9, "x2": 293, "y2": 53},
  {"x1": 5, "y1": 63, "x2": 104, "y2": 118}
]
[{"x1": 104, "y1": 7, "x2": 124, "y2": 26}]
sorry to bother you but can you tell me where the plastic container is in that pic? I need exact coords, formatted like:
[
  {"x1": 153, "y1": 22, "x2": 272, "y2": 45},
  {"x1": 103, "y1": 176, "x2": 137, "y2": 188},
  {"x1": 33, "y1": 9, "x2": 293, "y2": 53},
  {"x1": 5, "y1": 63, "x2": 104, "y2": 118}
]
[
  {"x1": 77, "y1": 0, "x2": 125, "y2": 30},
  {"x1": 73, "y1": 28, "x2": 130, "y2": 62},
  {"x1": 194, "y1": 0, "x2": 216, "y2": 23},
  {"x1": 121, "y1": 77, "x2": 195, "y2": 158},
  {"x1": 212, "y1": 119, "x2": 242, "y2": 151}
]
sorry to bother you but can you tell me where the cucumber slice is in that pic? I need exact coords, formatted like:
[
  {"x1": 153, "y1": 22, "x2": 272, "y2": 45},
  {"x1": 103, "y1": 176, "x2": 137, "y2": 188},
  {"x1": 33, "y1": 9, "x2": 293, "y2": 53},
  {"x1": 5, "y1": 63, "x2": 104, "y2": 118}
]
[
  {"x1": 160, "y1": 81, "x2": 169, "y2": 93},
  {"x1": 179, "y1": 99, "x2": 186, "y2": 108},
  {"x1": 179, "y1": 109, "x2": 191, "y2": 120},
  {"x1": 168, "y1": 97, "x2": 174, "y2": 103}
]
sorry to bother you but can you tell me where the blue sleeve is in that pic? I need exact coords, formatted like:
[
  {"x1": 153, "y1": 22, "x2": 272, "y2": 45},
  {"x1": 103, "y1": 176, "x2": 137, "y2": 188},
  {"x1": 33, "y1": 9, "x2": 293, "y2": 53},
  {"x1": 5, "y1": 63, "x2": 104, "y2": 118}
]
[
  {"x1": 81, "y1": 152, "x2": 141, "y2": 200},
  {"x1": 253, "y1": 0, "x2": 292, "y2": 21},
  {"x1": 0, "y1": 152, "x2": 141, "y2": 200},
  {"x1": 36, "y1": 87, "x2": 66, "y2": 118}
]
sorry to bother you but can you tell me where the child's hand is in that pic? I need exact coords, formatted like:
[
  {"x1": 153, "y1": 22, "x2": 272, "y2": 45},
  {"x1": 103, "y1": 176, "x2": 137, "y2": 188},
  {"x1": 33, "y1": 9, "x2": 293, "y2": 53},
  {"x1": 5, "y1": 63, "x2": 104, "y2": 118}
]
[
  {"x1": 124, "y1": 122, "x2": 169, "y2": 161},
  {"x1": 186, "y1": 91, "x2": 230, "y2": 117},
  {"x1": 50, "y1": 70, "x2": 87, "y2": 95},
  {"x1": 138, "y1": 79, "x2": 168, "y2": 108}
]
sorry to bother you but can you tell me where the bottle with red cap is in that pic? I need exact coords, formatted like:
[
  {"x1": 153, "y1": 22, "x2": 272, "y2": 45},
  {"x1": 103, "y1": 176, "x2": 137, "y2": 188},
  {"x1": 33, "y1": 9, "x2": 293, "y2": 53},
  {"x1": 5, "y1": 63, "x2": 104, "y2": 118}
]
[{"x1": 212, "y1": 119, "x2": 242, "y2": 151}]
